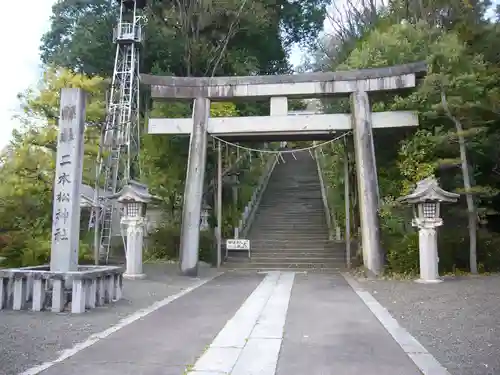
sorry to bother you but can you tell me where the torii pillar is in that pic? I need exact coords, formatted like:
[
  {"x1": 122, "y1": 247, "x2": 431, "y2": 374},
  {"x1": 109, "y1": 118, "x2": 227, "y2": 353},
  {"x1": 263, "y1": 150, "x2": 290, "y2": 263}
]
[
  {"x1": 179, "y1": 97, "x2": 210, "y2": 276},
  {"x1": 351, "y1": 91, "x2": 382, "y2": 275}
]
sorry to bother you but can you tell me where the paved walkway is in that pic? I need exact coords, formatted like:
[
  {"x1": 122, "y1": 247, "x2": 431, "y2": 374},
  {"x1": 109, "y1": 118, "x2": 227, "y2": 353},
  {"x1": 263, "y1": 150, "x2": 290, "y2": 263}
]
[{"x1": 15, "y1": 271, "x2": 449, "y2": 375}]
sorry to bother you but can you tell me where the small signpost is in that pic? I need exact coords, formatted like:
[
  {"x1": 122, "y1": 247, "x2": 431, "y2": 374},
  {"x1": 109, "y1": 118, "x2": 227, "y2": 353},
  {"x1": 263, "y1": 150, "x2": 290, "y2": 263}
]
[{"x1": 226, "y1": 239, "x2": 251, "y2": 259}]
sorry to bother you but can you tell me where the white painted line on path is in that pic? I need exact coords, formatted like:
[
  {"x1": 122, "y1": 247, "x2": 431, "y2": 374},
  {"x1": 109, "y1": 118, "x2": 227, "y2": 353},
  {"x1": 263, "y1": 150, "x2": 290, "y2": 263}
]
[
  {"x1": 190, "y1": 271, "x2": 295, "y2": 375},
  {"x1": 232, "y1": 272, "x2": 295, "y2": 375},
  {"x1": 342, "y1": 273, "x2": 452, "y2": 375},
  {"x1": 19, "y1": 273, "x2": 222, "y2": 375}
]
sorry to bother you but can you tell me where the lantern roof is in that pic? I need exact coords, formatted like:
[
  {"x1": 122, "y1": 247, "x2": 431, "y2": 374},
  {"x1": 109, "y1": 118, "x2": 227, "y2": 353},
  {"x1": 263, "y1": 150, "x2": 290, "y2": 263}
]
[
  {"x1": 398, "y1": 177, "x2": 459, "y2": 204},
  {"x1": 109, "y1": 180, "x2": 160, "y2": 203}
]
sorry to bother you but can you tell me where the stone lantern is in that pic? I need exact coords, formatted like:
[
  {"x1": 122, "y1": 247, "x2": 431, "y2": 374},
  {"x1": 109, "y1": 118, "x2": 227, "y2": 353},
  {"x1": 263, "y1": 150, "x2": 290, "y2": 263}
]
[
  {"x1": 200, "y1": 201, "x2": 211, "y2": 231},
  {"x1": 398, "y1": 177, "x2": 459, "y2": 283},
  {"x1": 110, "y1": 180, "x2": 158, "y2": 280}
]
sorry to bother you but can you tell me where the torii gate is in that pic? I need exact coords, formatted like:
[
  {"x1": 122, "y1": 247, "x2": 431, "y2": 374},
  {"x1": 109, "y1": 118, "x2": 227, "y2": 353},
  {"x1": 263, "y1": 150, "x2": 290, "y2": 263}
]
[{"x1": 141, "y1": 61, "x2": 427, "y2": 276}]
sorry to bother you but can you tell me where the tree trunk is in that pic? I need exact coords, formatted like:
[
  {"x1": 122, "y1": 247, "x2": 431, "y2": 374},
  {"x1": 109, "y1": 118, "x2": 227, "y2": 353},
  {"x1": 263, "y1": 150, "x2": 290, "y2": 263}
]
[{"x1": 441, "y1": 92, "x2": 478, "y2": 274}]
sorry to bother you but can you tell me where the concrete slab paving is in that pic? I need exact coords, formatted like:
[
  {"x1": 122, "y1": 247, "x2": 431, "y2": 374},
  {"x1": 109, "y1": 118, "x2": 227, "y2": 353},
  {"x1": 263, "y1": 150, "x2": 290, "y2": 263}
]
[
  {"x1": 190, "y1": 272, "x2": 294, "y2": 375},
  {"x1": 276, "y1": 273, "x2": 423, "y2": 375},
  {"x1": 33, "y1": 272, "x2": 264, "y2": 375},
  {"x1": 231, "y1": 338, "x2": 282, "y2": 375}
]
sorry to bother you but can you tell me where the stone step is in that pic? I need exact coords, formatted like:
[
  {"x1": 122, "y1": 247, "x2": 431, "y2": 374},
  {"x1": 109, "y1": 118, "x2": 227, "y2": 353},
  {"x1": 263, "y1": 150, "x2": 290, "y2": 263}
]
[
  {"x1": 266, "y1": 183, "x2": 320, "y2": 186},
  {"x1": 252, "y1": 218, "x2": 326, "y2": 223},
  {"x1": 250, "y1": 232, "x2": 328, "y2": 237},
  {"x1": 253, "y1": 214, "x2": 326, "y2": 219},
  {"x1": 249, "y1": 237, "x2": 330, "y2": 243},
  {"x1": 250, "y1": 256, "x2": 344, "y2": 261},
  {"x1": 249, "y1": 247, "x2": 341, "y2": 253},
  {"x1": 259, "y1": 197, "x2": 323, "y2": 201},
  {"x1": 256, "y1": 207, "x2": 325, "y2": 219},
  {"x1": 266, "y1": 183, "x2": 319, "y2": 187},
  {"x1": 259, "y1": 200, "x2": 323, "y2": 203},
  {"x1": 252, "y1": 220, "x2": 328, "y2": 225},
  {"x1": 255, "y1": 209, "x2": 325, "y2": 214},
  {"x1": 264, "y1": 187, "x2": 321, "y2": 191},
  {"x1": 226, "y1": 254, "x2": 343, "y2": 262},
  {"x1": 250, "y1": 244, "x2": 338, "y2": 254},
  {"x1": 250, "y1": 250, "x2": 343, "y2": 255},
  {"x1": 251, "y1": 225, "x2": 328, "y2": 230},
  {"x1": 265, "y1": 190, "x2": 320, "y2": 194},
  {"x1": 252, "y1": 219, "x2": 327, "y2": 225},
  {"x1": 258, "y1": 200, "x2": 323, "y2": 203},
  {"x1": 248, "y1": 248, "x2": 341, "y2": 253},
  {"x1": 262, "y1": 189, "x2": 321, "y2": 193},
  {"x1": 251, "y1": 241, "x2": 341, "y2": 246},
  {"x1": 256, "y1": 206, "x2": 324, "y2": 210},
  {"x1": 267, "y1": 183, "x2": 319, "y2": 186},
  {"x1": 225, "y1": 267, "x2": 340, "y2": 273},
  {"x1": 251, "y1": 256, "x2": 344, "y2": 263},
  {"x1": 259, "y1": 205, "x2": 323, "y2": 208},
  {"x1": 250, "y1": 229, "x2": 328, "y2": 234},
  {"x1": 255, "y1": 212, "x2": 325, "y2": 216},
  {"x1": 248, "y1": 238, "x2": 336, "y2": 245},
  {"x1": 251, "y1": 235, "x2": 329, "y2": 240},
  {"x1": 251, "y1": 222, "x2": 328, "y2": 227},
  {"x1": 249, "y1": 247, "x2": 339, "y2": 252},
  {"x1": 266, "y1": 181, "x2": 320, "y2": 185},
  {"x1": 251, "y1": 228, "x2": 328, "y2": 233},
  {"x1": 223, "y1": 262, "x2": 345, "y2": 270}
]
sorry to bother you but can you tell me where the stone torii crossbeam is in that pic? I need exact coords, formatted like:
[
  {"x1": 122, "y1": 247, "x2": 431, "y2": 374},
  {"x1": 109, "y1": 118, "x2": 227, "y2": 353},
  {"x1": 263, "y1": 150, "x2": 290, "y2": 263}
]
[{"x1": 141, "y1": 61, "x2": 427, "y2": 276}]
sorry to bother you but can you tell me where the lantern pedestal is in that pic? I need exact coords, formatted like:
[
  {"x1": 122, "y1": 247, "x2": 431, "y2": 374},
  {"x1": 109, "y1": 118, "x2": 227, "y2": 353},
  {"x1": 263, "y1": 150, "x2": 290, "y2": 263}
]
[
  {"x1": 122, "y1": 217, "x2": 146, "y2": 280},
  {"x1": 413, "y1": 219, "x2": 443, "y2": 284}
]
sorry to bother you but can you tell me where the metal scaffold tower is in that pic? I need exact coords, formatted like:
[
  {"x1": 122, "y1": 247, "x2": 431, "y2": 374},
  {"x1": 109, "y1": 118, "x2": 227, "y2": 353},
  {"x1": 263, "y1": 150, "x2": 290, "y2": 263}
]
[{"x1": 90, "y1": 0, "x2": 145, "y2": 263}]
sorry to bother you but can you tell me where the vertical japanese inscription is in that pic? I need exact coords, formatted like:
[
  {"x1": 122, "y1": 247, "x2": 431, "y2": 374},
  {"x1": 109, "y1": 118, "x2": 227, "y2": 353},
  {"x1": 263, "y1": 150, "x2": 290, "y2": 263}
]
[{"x1": 50, "y1": 88, "x2": 86, "y2": 272}]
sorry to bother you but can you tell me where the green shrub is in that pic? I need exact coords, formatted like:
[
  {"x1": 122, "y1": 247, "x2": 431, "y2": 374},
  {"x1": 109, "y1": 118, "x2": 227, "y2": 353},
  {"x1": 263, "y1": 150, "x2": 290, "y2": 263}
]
[
  {"x1": 0, "y1": 230, "x2": 94, "y2": 268},
  {"x1": 383, "y1": 231, "x2": 420, "y2": 275},
  {"x1": 146, "y1": 224, "x2": 215, "y2": 264},
  {"x1": 476, "y1": 230, "x2": 500, "y2": 272},
  {"x1": 381, "y1": 218, "x2": 500, "y2": 275}
]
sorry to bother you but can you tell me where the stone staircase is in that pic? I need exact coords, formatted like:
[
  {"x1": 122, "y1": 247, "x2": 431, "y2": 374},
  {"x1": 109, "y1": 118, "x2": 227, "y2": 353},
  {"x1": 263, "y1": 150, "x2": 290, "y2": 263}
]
[{"x1": 225, "y1": 150, "x2": 345, "y2": 272}]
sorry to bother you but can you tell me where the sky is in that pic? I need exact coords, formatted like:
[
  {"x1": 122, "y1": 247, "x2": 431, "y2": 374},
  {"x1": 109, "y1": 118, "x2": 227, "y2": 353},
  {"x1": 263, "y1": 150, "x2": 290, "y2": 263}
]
[{"x1": 0, "y1": 0, "x2": 55, "y2": 150}]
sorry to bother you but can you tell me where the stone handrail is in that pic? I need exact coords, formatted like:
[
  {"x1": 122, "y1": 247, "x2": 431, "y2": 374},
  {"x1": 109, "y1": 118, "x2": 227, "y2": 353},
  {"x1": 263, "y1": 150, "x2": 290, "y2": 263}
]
[
  {"x1": 0, "y1": 265, "x2": 124, "y2": 314},
  {"x1": 314, "y1": 146, "x2": 341, "y2": 241},
  {"x1": 237, "y1": 154, "x2": 279, "y2": 239}
]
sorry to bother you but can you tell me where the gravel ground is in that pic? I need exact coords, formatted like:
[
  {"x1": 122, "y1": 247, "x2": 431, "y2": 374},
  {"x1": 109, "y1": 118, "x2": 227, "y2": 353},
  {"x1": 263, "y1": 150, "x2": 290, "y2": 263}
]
[
  {"x1": 359, "y1": 274, "x2": 500, "y2": 375},
  {"x1": 0, "y1": 262, "x2": 220, "y2": 375}
]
